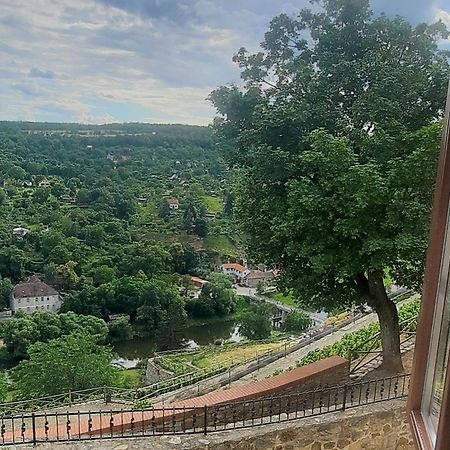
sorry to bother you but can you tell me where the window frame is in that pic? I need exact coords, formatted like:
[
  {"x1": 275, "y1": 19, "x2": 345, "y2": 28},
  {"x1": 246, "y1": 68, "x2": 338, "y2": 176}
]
[{"x1": 408, "y1": 82, "x2": 450, "y2": 450}]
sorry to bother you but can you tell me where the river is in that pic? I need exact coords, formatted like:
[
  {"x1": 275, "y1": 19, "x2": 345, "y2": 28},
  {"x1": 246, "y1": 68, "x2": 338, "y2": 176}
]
[{"x1": 112, "y1": 319, "x2": 242, "y2": 368}]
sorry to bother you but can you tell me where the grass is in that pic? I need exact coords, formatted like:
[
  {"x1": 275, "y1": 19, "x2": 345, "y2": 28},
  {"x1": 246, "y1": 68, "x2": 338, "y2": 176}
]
[
  {"x1": 193, "y1": 341, "x2": 284, "y2": 369},
  {"x1": 159, "y1": 338, "x2": 289, "y2": 375},
  {"x1": 203, "y1": 234, "x2": 238, "y2": 256},
  {"x1": 202, "y1": 196, "x2": 223, "y2": 214},
  {"x1": 269, "y1": 291, "x2": 299, "y2": 308},
  {"x1": 116, "y1": 368, "x2": 144, "y2": 388}
]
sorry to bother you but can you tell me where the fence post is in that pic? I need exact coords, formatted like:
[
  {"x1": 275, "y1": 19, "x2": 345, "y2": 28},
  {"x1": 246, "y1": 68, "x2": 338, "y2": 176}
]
[
  {"x1": 342, "y1": 384, "x2": 348, "y2": 411},
  {"x1": 284, "y1": 342, "x2": 287, "y2": 357},
  {"x1": 203, "y1": 404, "x2": 208, "y2": 435},
  {"x1": 32, "y1": 412, "x2": 37, "y2": 445},
  {"x1": 104, "y1": 386, "x2": 111, "y2": 404}
]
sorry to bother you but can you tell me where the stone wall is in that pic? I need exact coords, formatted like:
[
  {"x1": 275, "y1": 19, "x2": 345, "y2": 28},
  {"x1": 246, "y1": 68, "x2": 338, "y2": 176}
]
[
  {"x1": 23, "y1": 399, "x2": 412, "y2": 449},
  {"x1": 145, "y1": 359, "x2": 174, "y2": 384}
]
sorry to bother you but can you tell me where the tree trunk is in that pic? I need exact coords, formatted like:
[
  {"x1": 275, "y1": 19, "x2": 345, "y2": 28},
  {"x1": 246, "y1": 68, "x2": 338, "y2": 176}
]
[{"x1": 367, "y1": 271, "x2": 404, "y2": 373}]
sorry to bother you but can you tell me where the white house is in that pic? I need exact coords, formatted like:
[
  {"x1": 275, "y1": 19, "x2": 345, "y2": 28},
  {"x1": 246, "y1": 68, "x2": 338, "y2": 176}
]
[
  {"x1": 220, "y1": 263, "x2": 251, "y2": 285},
  {"x1": 38, "y1": 178, "x2": 51, "y2": 188},
  {"x1": 167, "y1": 198, "x2": 179, "y2": 210},
  {"x1": 11, "y1": 275, "x2": 61, "y2": 314},
  {"x1": 12, "y1": 227, "x2": 30, "y2": 239}
]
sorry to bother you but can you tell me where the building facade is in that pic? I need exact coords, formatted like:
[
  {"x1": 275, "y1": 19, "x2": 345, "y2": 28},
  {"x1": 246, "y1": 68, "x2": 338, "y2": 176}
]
[
  {"x1": 11, "y1": 275, "x2": 61, "y2": 314},
  {"x1": 220, "y1": 263, "x2": 250, "y2": 285}
]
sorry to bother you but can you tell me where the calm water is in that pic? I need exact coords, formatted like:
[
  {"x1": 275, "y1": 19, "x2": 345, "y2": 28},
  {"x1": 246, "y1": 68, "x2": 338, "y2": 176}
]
[{"x1": 113, "y1": 320, "x2": 242, "y2": 368}]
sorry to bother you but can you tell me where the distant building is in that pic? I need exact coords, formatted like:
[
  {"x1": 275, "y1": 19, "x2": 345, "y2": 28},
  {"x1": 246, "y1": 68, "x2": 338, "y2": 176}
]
[
  {"x1": 12, "y1": 227, "x2": 30, "y2": 239},
  {"x1": 11, "y1": 275, "x2": 61, "y2": 314},
  {"x1": 137, "y1": 197, "x2": 148, "y2": 206},
  {"x1": 38, "y1": 178, "x2": 50, "y2": 188},
  {"x1": 247, "y1": 270, "x2": 275, "y2": 288},
  {"x1": 190, "y1": 276, "x2": 208, "y2": 289},
  {"x1": 86, "y1": 145, "x2": 93, "y2": 150},
  {"x1": 167, "y1": 198, "x2": 179, "y2": 210},
  {"x1": 220, "y1": 263, "x2": 250, "y2": 285},
  {"x1": 23, "y1": 180, "x2": 33, "y2": 188}
]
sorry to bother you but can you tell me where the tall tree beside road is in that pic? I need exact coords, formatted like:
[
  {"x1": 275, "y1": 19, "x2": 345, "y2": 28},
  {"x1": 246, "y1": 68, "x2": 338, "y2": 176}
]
[{"x1": 210, "y1": 0, "x2": 449, "y2": 372}]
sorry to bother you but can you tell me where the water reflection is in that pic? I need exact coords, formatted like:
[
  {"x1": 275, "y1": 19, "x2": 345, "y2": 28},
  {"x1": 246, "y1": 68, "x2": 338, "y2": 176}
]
[{"x1": 113, "y1": 320, "x2": 241, "y2": 368}]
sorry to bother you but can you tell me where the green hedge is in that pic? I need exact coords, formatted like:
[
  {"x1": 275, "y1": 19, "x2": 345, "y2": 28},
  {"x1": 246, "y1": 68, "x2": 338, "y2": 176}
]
[{"x1": 297, "y1": 299, "x2": 420, "y2": 367}]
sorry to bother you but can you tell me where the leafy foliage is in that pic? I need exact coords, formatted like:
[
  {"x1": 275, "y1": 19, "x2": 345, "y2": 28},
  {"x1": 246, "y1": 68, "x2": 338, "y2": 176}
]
[
  {"x1": 1, "y1": 311, "x2": 108, "y2": 358},
  {"x1": 298, "y1": 300, "x2": 420, "y2": 366},
  {"x1": 210, "y1": 0, "x2": 447, "y2": 369},
  {"x1": 283, "y1": 311, "x2": 312, "y2": 333},
  {"x1": 186, "y1": 276, "x2": 237, "y2": 318},
  {"x1": 239, "y1": 303, "x2": 273, "y2": 340},
  {"x1": 12, "y1": 334, "x2": 118, "y2": 398}
]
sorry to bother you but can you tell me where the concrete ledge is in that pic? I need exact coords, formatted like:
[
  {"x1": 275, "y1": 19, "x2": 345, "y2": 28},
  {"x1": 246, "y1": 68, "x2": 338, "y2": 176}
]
[{"x1": 171, "y1": 355, "x2": 349, "y2": 408}]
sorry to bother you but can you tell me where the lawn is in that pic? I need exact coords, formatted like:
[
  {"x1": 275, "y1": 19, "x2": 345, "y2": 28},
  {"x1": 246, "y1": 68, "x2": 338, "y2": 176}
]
[
  {"x1": 193, "y1": 341, "x2": 285, "y2": 369},
  {"x1": 269, "y1": 291, "x2": 299, "y2": 308},
  {"x1": 204, "y1": 234, "x2": 238, "y2": 256},
  {"x1": 116, "y1": 368, "x2": 144, "y2": 388},
  {"x1": 202, "y1": 196, "x2": 223, "y2": 214},
  {"x1": 158, "y1": 339, "x2": 288, "y2": 375}
]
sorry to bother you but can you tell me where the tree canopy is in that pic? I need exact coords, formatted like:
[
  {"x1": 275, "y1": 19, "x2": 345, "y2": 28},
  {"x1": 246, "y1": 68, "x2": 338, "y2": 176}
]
[
  {"x1": 210, "y1": 0, "x2": 449, "y2": 371},
  {"x1": 12, "y1": 333, "x2": 118, "y2": 398}
]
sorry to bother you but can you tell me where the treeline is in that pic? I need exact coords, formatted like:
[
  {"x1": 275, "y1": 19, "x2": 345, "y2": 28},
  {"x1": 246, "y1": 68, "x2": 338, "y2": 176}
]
[{"x1": 0, "y1": 123, "x2": 238, "y2": 349}]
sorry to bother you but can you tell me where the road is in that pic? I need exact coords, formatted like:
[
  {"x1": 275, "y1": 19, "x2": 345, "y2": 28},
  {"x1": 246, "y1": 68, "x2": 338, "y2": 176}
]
[{"x1": 226, "y1": 294, "x2": 419, "y2": 386}]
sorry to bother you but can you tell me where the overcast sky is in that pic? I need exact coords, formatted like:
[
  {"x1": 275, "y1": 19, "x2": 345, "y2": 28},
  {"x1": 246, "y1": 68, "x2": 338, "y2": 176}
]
[{"x1": 1, "y1": 0, "x2": 449, "y2": 125}]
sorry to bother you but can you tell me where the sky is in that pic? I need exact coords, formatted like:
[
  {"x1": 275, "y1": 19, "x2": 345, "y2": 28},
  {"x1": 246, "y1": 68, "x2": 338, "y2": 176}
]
[{"x1": 1, "y1": 0, "x2": 450, "y2": 125}]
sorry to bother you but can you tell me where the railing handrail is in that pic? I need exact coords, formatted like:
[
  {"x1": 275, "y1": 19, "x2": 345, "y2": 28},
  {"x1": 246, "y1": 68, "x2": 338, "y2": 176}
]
[{"x1": 0, "y1": 373, "x2": 410, "y2": 446}]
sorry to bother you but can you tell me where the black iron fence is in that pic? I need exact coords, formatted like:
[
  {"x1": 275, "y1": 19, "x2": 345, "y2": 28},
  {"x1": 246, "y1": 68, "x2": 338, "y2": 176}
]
[{"x1": 0, "y1": 373, "x2": 409, "y2": 446}]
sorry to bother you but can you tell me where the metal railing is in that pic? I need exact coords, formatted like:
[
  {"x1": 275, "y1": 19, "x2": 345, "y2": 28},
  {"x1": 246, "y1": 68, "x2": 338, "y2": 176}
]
[
  {"x1": 349, "y1": 313, "x2": 418, "y2": 376},
  {"x1": 0, "y1": 373, "x2": 410, "y2": 446},
  {"x1": 0, "y1": 291, "x2": 416, "y2": 416}
]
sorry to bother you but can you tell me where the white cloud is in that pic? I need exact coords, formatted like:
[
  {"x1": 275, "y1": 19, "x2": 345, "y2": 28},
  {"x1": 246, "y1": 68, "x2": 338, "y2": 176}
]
[{"x1": 0, "y1": 0, "x2": 443, "y2": 124}]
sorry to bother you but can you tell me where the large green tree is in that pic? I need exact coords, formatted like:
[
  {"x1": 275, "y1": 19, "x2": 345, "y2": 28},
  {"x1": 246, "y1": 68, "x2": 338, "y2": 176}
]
[
  {"x1": 210, "y1": 0, "x2": 449, "y2": 371},
  {"x1": 12, "y1": 333, "x2": 118, "y2": 398}
]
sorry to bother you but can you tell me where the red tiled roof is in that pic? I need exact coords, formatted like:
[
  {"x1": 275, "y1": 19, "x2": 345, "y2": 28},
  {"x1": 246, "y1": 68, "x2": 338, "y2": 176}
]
[
  {"x1": 222, "y1": 263, "x2": 248, "y2": 273},
  {"x1": 167, "y1": 198, "x2": 178, "y2": 204}
]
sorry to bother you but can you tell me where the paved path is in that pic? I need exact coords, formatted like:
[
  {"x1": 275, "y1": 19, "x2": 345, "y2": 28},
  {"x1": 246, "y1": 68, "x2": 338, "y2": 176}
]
[{"x1": 226, "y1": 295, "x2": 419, "y2": 386}]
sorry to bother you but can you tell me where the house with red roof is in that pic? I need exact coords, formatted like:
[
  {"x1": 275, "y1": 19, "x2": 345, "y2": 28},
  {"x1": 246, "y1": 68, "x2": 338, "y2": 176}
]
[{"x1": 220, "y1": 263, "x2": 250, "y2": 285}]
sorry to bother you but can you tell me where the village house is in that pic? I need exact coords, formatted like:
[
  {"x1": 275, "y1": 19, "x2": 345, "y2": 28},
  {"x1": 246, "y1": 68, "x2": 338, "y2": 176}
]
[
  {"x1": 10, "y1": 275, "x2": 61, "y2": 314},
  {"x1": 247, "y1": 270, "x2": 275, "y2": 288},
  {"x1": 38, "y1": 178, "x2": 51, "y2": 188},
  {"x1": 190, "y1": 276, "x2": 208, "y2": 289},
  {"x1": 12, "y1": 227, "x2": 30, "y2": 239},
  {"x1": 220, "y1": 263, "x2": 251, "y2": 285},
  {"x1": 167, "y1": 198, "x2": 179, "y2": 210}
]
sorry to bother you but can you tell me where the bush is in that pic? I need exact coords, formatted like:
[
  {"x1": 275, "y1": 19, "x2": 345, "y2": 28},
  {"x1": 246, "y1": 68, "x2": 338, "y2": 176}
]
[
  {"x1": 297, "y1": 299, "x2": 420, "y2": 367},
  {"x1": 239, "y1": 303, "x2": 272, "y2": 341},
  {"x1": 283, "y1": 311, "x2": 312, "y2": 333}
]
